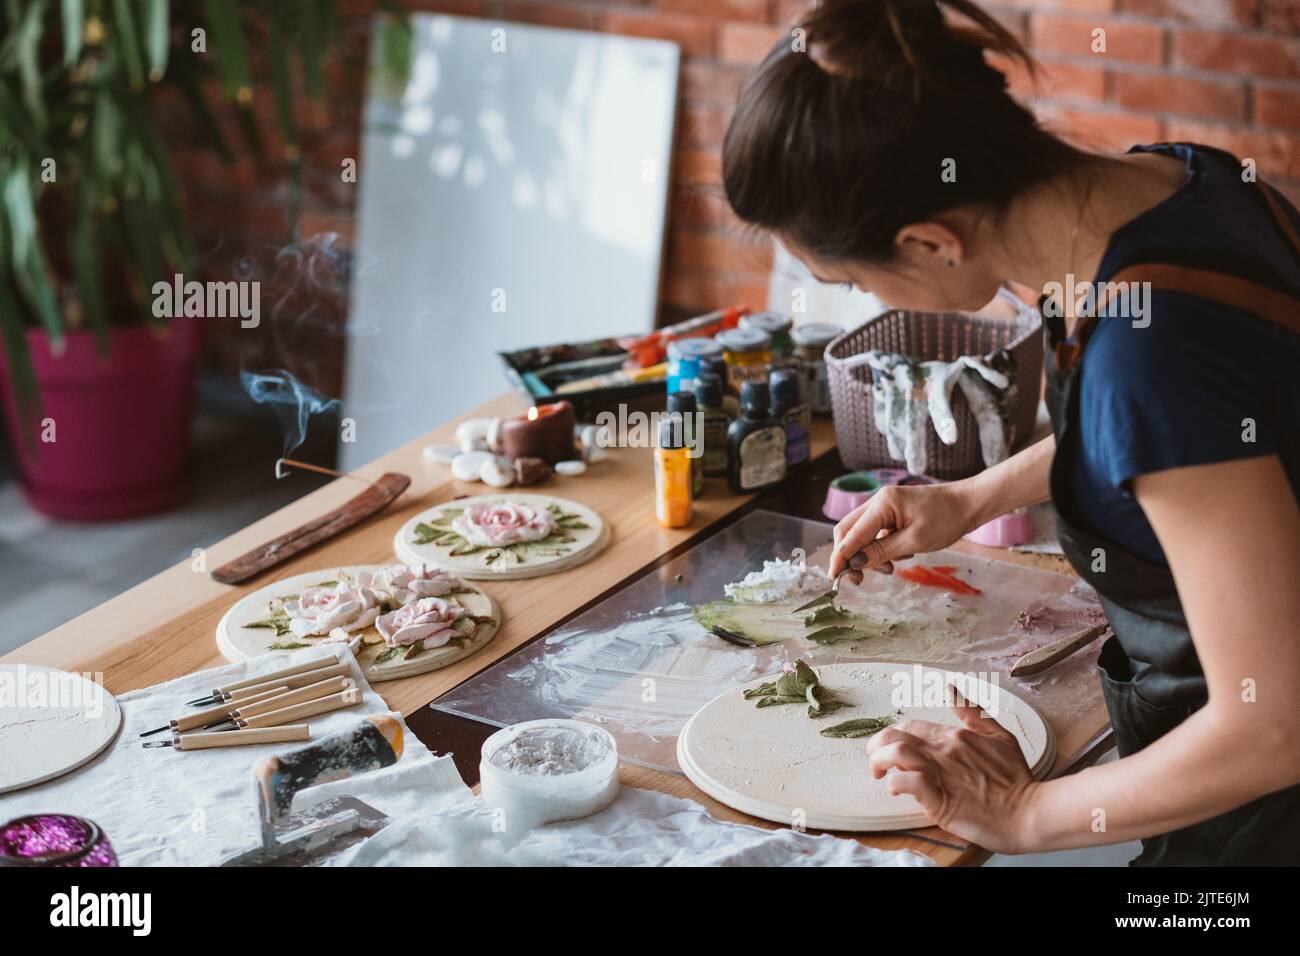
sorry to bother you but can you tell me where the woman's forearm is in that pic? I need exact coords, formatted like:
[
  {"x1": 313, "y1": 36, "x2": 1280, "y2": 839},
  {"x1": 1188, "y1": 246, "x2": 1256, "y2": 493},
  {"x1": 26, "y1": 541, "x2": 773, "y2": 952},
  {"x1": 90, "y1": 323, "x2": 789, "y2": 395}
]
[
  {"x1": 1020, "y1": 704, "x2": 1300, "y2": 851},
  {"x1": 957, "y1": 434, "x2": 1055, "y2": 530}
]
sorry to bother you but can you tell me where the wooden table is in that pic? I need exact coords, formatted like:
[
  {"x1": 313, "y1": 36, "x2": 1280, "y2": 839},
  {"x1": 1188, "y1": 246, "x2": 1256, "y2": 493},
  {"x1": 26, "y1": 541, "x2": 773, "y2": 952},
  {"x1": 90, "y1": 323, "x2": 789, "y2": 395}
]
[{"x1": 3, "y1": 392, "x2": 1112, "y2": 866}]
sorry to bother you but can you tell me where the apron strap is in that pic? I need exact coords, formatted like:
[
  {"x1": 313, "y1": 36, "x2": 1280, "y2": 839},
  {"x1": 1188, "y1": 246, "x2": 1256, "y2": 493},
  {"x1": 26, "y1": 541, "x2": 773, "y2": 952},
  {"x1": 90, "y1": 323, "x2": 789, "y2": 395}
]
[{"x1": 1056, "y1": 178, "x2": 1300, "y2": 371}]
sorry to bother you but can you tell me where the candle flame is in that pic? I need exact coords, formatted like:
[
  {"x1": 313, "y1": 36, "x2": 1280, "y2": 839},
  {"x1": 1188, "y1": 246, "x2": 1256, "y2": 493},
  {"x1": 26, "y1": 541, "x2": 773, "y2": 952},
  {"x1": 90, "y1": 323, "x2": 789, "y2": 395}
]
[{"x1": 527, "y1": 407, "x2": 539, "y2": 421}]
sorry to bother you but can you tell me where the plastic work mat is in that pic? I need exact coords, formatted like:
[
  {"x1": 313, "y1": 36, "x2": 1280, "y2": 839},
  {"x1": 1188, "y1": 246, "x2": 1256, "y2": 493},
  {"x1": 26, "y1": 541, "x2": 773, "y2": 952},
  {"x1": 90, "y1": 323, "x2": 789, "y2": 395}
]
[{"x1": 432, "y1": 510, "x2": 1106, "y2": 774}]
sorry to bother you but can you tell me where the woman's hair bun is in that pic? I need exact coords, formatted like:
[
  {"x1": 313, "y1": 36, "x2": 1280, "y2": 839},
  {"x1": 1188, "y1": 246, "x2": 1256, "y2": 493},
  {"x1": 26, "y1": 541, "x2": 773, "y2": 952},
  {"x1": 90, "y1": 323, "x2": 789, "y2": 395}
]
[{"x1": 802, "y1": 0, "x2": 1032, "y2": 97}]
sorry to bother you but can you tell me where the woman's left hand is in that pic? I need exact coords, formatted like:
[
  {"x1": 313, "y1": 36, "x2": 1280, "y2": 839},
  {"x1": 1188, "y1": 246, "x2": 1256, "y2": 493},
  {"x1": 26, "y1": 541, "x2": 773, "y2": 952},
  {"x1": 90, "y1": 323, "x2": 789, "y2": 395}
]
[{"x1": 866, "y1": 691, "x2": 1040, "y2": 854}]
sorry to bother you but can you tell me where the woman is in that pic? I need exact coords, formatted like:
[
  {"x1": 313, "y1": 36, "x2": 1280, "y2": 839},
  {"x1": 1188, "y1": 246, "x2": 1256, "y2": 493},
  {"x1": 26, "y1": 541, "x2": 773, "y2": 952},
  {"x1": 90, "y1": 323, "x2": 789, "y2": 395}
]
[{"x1": 723, "y1": 0, "x2": 1300, "y2": 864}]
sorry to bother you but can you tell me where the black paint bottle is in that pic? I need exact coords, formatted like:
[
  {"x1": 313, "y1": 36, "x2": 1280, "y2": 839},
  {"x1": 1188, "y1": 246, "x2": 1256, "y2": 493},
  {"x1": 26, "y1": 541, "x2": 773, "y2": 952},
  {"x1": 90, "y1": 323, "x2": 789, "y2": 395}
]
[{"x1": 727, "y1": 380, "x2": 787, "y2": 493}]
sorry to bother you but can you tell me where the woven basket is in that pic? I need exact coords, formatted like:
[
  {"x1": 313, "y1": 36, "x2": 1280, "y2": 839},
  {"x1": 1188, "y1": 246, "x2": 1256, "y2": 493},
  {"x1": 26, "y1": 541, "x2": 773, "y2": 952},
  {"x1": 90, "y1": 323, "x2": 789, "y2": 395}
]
[{"x1": 826, "y1": 290, "x2": 1042, "y2": 479}]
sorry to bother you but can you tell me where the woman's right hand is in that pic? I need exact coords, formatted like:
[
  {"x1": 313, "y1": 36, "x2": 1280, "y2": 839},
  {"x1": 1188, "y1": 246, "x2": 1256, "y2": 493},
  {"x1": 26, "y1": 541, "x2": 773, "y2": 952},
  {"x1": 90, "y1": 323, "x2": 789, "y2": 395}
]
[{"x1": 830, "y1": 481, "x2": 982, "y2": 579}]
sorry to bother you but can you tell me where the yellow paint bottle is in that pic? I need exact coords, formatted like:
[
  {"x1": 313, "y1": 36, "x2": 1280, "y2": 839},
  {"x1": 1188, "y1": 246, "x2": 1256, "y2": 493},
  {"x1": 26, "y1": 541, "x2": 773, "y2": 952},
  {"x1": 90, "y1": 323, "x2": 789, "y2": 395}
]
[{"x1": 655, "y1": 414, "x2": 693, "y2": 528}]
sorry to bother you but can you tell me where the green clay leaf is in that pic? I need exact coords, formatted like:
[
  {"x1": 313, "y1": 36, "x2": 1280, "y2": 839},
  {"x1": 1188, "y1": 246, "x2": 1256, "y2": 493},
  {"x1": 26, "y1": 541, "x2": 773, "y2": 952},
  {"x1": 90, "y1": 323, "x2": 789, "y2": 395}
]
[{"x1": 819, "y1": 715, "x2": 897, "y2": 738}]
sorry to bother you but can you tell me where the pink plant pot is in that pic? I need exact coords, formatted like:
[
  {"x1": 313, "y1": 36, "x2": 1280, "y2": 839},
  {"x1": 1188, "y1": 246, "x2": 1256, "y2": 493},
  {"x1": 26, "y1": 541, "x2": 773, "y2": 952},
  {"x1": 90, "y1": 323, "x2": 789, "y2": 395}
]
[{"x1": 0, "y1": 318, "x2": 202, "y2": 521}]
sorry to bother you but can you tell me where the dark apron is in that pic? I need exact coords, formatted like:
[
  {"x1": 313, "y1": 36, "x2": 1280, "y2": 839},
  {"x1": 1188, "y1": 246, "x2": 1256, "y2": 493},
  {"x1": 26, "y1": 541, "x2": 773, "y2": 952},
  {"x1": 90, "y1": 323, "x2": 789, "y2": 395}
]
[{"x1": 1041, "y1": 179, "x2": 1300, "y2": 866}]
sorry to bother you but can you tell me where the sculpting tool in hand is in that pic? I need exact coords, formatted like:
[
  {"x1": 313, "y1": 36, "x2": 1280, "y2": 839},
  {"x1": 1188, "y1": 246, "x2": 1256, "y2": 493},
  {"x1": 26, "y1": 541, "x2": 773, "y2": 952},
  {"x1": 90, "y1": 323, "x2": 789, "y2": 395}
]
[
  {"x1": 139, "y1": 685, "x2": 291, "y2": 737},
  {"x1": 188, "y1": 660, "x2": 351, "y2": 707},
  {"x1": 186, "y1": 656, "x2": 341, "y2": 706},
  {"x1": 1009, "y1": 624, "x2": 1111, "y2": 678},
  {"x1": 202, "y1": 675, "x2": 356, "y2": 731},
  {"x1": 791, "y1": 554, "x2": 867, "y2": 614},
  {"x1": 142, "y1": 724, "x2": 312, "y2": 750},
  {"x1": 217, "y1": 689, "x2": 362, "y2": 731}
]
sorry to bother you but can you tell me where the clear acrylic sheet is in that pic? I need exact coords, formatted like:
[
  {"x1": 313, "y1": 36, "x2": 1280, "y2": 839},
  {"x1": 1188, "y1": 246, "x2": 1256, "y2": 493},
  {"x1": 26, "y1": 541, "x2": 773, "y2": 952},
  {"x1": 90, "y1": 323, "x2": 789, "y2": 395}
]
[{"x1": 433, "y1": 510, "x2": 1106, "y2": 773}]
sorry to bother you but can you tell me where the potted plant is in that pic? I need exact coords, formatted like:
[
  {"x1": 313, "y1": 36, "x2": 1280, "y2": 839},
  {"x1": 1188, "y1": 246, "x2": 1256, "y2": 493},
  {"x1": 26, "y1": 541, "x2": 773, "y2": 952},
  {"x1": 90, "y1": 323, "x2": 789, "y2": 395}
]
[{"x1": 0, "y1": 1, "x2": 410, "y2": 520}]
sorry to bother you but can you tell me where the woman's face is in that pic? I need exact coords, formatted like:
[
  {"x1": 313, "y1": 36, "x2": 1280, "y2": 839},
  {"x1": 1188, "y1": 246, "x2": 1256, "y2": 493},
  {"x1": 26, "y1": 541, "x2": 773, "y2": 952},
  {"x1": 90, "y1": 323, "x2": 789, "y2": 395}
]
[{"x1": 781, "y1": 226, "x2": 1004, "y2": 313}]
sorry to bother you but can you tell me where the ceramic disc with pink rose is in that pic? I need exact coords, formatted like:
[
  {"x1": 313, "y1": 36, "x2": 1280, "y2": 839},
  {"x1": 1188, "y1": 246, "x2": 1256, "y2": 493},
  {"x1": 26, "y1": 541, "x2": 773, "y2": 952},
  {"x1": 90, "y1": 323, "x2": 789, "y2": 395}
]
[{"x1": 393, "y1": 493, "x2": 610, "y2": 581}]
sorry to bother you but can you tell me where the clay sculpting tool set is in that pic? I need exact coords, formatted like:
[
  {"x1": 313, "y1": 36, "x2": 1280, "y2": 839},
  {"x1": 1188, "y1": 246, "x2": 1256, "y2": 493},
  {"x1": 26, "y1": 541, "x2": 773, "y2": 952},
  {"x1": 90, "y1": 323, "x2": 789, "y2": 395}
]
[{"x1": 141, "y1": 657, "x2": 363, "y2": 748}]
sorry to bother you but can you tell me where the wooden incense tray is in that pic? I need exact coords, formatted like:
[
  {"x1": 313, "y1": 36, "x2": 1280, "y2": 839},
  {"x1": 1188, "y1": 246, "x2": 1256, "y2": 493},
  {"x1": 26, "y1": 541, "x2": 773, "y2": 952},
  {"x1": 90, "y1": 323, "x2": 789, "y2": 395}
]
[{"x1": 211, "y1": 473, "x2": 411, "y2": 585}]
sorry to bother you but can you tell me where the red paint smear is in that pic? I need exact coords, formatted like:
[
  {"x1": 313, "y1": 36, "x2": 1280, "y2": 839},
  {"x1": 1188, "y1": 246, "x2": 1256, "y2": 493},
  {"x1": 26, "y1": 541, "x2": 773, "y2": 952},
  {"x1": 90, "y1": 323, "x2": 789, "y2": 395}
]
[{"x1": 898, "y1": 564, "x2": 982, "y2": 596}]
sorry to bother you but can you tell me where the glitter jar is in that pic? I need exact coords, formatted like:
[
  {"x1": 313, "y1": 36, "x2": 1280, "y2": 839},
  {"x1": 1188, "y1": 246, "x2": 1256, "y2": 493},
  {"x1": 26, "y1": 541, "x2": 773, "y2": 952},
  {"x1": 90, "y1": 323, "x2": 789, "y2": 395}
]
[
  {"x1": 479, "y1": 719, "x2": 620, "y2": 828},
  {"x1": 0, "y1": 815, "x2": 118, "y2": 867}
]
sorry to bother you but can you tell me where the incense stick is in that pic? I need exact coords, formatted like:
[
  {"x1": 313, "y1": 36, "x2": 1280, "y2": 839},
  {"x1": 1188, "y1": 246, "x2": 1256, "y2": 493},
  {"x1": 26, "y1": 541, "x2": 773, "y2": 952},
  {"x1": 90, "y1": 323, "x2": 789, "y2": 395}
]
[{"x1": 275, "y1": 457, "x2": 372, "y2": 485}]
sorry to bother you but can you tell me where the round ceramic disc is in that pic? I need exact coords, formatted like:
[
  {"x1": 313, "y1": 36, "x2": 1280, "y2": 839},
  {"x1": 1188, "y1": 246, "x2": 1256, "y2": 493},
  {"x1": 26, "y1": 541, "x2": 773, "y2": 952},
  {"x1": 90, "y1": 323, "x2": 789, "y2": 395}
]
[
  {"x1": 677, "y1": 661, "x2": 1055, "y2": 832},
  {"x1": 0, "y1": 665, "x2": 122, "y2": 794},
  {"x1": 393, "y1": 493, "x2": 609, "y2": 581},
  {"x1": 216, "y1": 565, "x2": 502, "y2": 683}
]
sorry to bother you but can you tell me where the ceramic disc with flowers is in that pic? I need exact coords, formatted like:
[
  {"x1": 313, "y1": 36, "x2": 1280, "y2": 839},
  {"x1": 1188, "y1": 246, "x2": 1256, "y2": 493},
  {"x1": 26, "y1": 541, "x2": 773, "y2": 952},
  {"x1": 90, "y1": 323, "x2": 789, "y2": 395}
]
[
  {"x1": 216, "y1": 564, "x2": 502, "y2": 682},
  {"x1": 394, "y1": 493, "x2": 609, "y2": 581}
]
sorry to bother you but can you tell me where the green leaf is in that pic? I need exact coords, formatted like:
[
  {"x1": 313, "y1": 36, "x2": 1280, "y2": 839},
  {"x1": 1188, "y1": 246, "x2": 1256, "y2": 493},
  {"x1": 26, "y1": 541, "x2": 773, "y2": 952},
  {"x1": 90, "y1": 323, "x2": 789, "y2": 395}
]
[
  {"x1": 62, "y1": 0, "x2": 85, "y2": 67},
  {"x1": 112, "y1": 0, "x2": 147, "y2": 90},
  {"x1": 144, "y1": 0, "x2": 169, "y2": 79},
  {"x1": 819, "y1": 715, "x2": 897, "y2": 739},
  {"x1": 804, "y1": 605, "x2": 850, "y2": 627},
  {"x1": 266, "y1": 6, "x2": 295, "y2": 147},
  {"x1": 267, "y1": 641, "x2": 311, "y2": 650},
  {"x1": 203, "y1": 0, "x2": 253, "y2": 103},
  {"x1": 804, "y1": 625, "x2": 870, "y2": 644}
]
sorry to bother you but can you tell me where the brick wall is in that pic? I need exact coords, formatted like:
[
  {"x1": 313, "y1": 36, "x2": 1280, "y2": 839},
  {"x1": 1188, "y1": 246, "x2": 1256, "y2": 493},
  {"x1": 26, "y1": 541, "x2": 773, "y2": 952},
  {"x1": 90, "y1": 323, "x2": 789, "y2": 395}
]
[{"x1": 171, "y1": 1, "x2": 1300, "y2": 391}]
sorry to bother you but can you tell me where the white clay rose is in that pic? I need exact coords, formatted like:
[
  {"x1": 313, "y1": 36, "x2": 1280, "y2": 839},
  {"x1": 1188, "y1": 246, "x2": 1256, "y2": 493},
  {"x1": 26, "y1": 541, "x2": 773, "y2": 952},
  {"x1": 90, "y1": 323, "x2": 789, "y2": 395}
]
[
  {"x1": 451, "y1": 502, "x2": 557, "y2": 547},
  {"x1": 375, "y1": 597, "x2": 468, "y2": 650},
  {"x1": 285, "y1": 585, "x2": 380, "y2": 637}
]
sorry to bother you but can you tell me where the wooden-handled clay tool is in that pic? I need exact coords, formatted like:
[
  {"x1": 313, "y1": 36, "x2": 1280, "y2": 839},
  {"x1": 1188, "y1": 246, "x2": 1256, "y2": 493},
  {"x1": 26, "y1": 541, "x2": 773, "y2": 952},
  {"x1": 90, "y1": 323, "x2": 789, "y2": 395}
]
[
  {"x1": 191, "y1": 661, "x2": 353, "y2": 708},
  {"x1": 203, "y1": 675, "x2": 356, "y2": 731},
  {"x1": 222, "y1": 688, "x2": 362, "y2": 731},
  {"x1": 140, "y1": 684, "x2": 291, "y2": 737},
  {"x1": 142, "y1": 724, "x2": 312, "y2": 750},
  {"x1": 187, "y1": 656, "x2": 341, "y2": 705},
  {"x1": 210, "y1": 472, "x2": 410, "y2": 585},
  {"x1": 1009, "y1": 624, "x2": 1111, "y2": 678},
  {"x1": 222, "y1": 715, "x2": 403, "y2": 866}
]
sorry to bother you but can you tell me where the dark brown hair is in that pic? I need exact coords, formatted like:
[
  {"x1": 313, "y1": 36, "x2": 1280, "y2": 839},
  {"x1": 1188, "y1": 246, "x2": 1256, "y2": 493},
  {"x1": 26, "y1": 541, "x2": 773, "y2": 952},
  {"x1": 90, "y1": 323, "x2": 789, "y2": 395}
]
[{"x1": 723, "y1": 0, "x2": 1084, "y2": 263}]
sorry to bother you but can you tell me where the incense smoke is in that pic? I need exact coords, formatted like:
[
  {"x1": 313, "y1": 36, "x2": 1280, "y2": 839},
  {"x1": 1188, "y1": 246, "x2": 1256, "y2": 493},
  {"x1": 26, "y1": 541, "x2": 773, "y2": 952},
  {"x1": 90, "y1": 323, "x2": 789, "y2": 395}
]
[{"x1": 240, "y1": 368, "x2": 342, "y2": 456}]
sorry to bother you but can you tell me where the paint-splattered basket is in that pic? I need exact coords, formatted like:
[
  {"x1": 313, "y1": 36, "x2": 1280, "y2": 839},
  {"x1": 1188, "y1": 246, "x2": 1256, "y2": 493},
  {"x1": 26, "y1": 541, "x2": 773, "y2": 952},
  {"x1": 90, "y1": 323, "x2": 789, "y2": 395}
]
[{"x1": 825, "y1": 289, "x2": 1042, "y2": 480}]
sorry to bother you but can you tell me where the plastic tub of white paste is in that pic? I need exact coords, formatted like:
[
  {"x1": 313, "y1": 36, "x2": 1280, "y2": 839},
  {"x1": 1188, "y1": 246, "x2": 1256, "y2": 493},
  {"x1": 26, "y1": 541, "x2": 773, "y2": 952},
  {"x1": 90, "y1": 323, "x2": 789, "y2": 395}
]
[{"x1": 479, "y1": 719, "x2": 620, "y2": 827}]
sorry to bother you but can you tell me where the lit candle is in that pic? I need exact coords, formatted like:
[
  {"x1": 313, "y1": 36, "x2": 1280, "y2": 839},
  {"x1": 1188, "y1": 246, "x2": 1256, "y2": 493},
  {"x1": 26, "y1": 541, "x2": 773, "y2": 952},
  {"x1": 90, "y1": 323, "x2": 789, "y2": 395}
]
[{"x1": 499, "y1": 400, "x2": 577, "y2": 465}]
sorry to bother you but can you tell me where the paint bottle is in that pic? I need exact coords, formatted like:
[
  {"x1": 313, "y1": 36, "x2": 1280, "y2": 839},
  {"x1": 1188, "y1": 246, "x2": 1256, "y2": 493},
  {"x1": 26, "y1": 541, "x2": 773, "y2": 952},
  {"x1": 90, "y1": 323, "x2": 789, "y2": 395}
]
[
  {"x1": 666, "y1": 391, "x2": 704, "y2": 498},
  {"x1": 740, "y1": 312, "x2": 795, "y2": 366},
  {"x1": 701, "y1": 354, "x2": 739, "y2": 418},
  {"x1": 654, "y1": 414, "x2": 693, "y2": 528},
  {"x1": 695, "y1": 373, "x2": 732, "y2": 478},
  {"x1": 791, "y1": 322, "x2": 840, "y2": 416},
  {"x1": 727, "y1": 380, "x2": 787, "y2": 493},
  {"x1": 717, "y1": 327, "x2": 772, "y2": 396},
  {"x1": 665, "y1": 337, "x2": 723, "y2": 396},
  {"x1": 770, "y1": 367, "x2": 810, "y2": 468}
]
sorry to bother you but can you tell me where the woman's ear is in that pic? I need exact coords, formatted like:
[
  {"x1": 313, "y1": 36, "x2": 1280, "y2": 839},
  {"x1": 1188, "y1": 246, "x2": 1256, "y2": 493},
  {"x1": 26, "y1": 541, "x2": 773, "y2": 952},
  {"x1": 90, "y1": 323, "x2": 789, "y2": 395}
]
[{"x1": 894, "y1": 221, "x2": 964, "y2": 269}]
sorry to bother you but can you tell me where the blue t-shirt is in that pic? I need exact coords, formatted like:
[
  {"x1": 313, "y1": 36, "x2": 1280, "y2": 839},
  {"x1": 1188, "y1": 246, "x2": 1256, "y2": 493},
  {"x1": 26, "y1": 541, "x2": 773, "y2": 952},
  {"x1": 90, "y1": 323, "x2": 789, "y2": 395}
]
[{"x1": 1069, "y1": 143, "x2": 1300, "y2": 565}]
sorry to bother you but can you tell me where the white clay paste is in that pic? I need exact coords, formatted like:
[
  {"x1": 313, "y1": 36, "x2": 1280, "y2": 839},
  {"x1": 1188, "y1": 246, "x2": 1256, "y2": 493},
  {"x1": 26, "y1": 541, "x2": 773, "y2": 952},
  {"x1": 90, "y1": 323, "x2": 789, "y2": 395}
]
[
  {"x1": 723, "y1": 557, "x2": 830, "y2": 604},
  {"x1": 489, "y1": 726, "x2": 610, "y2": 775}
]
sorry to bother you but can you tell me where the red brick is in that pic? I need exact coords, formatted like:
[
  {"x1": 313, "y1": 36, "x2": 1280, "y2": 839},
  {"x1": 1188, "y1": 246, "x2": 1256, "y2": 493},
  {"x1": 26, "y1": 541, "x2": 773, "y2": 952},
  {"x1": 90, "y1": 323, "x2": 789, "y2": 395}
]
[
  {"x1": 670, "y1": 228, "x2": 773, "y2": 275},
  {"x1": 1255, "y1": 83, "x2": 1300, "y2": 130},
  {"x1": 675, "y1": 148, "x2": 723, "y2": 185},
  {"x1": 994, "y1": 53, "x2": 1108, "y2": 102},
  {"x1": 672, "y1": 185, "x2": 739, "y2": 230},
  {"x1": 1165, "y1": 119, "x2": 1300, "y2": 177},
  {"x1": 1038, "y1": 104, "x2": 1164, "y2": 150},
  {"x1": 1119, "y1": 0, "x2": 1258, "y2": 27},
  {"x1": 1112, "y1": 71, "x2": 1246, "y2": 120},
  {"x1": 717, "y1": 21, "x2": 785, "y2": 64},
  {"x1": 1173, "y1": 28, "x2": 1300, "y2": 80},
  {"x1": 1262, "y1": 0, "x2": 1300, "y2": 31},
  {"x1": 655, "y1": 0, "x2": 769, "y2": 22},
  {"x1": 297, "y1": 210, "x2": 356, "y2": 247},
  {"x1": 1030, "y1": 13, "x2": 1166, "y2": 66},
  {"x1": 677, "y1": 101, "x2": 728, "y2": 148},
  {"x1": 664, "y1": 269, "x2": 770, "y2": 313},
  {"x1": 500, "y1": 2, "x2": 601, "y2": 31},
  {"x1": 679, "y1": 61, "x2": 749, "y2": 105},
  {"x1": 602, "y1": 9, "x2": 715, "y2": 59}
]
